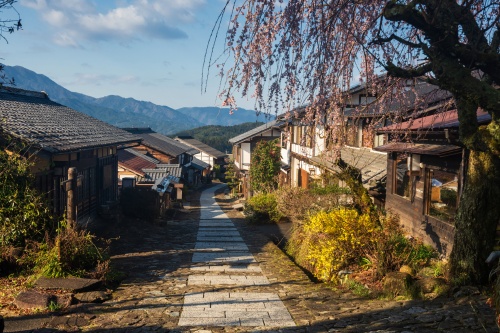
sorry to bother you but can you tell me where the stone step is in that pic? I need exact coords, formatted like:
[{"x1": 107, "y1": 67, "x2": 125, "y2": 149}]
[{"x1": 34, "y1": 277, "x2": 101, "y2": 293}]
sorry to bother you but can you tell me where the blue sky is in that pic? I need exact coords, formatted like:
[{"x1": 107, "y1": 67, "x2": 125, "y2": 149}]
[{"x1": 0, "y1": 0, "x2": 251, "y2": 110}]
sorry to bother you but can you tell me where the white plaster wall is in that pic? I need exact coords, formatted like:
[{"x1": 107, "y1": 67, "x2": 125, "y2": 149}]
[{"x1": 241, "y1": 142, "x2": 251, "y2": 170}]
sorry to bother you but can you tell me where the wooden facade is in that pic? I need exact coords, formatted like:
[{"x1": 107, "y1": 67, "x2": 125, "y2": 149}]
[
  {"x1": 33, "y1": 147, "x2": 121, "y2": 223},
  {"x1": 376, "y1": 109, "x2": 491, "y2": 255},
  {"x1": 383, "y1": 150, "x2": 461, "y2": 255}
]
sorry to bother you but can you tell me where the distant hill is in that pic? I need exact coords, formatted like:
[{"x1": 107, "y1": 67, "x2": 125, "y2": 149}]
[
  {"x1": 177, "y1": 107, "x2": 265, "y2": 126},
  {"x1": 173, "y1": 122, "x2": 265, "y2": 153},
  {"x1": 1, "y1": 65, "x2": 265, "y2": 135}
]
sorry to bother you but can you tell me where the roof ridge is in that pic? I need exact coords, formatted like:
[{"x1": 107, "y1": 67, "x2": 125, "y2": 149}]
[{"x1": 0, "y1": 86, "x2": 49, "y2": 99}]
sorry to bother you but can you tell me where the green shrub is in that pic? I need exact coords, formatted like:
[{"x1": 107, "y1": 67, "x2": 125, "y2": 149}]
[
  {"x1": 224, "y1": 159, "x2": 240, "y2": 195},
  {"x1": 56, "y1": 228, "x2": 109, "y2": 277},
  {"x1": 0, "y1": 151, "x2": 55, "y2": 247},
  {"x1": 345, "y1": 278, "x2": 371, "y2": 297},
  {"x1": 369, "y1": 215, "x2": 438, "y2": 276},
  {"x1": 244, "y1": 192, "x2": 284, "y2": 224},
  {"x1": 20, "y1": 227, "x2": 110, "y2": 279},
  {"x1": 249, "y1": 139, "x2": 281, "y2": 192}
]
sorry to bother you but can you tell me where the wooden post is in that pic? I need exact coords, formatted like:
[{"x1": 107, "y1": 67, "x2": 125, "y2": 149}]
[{"x1": 67, "y1": 167, "x2": 77, "y2": 229}]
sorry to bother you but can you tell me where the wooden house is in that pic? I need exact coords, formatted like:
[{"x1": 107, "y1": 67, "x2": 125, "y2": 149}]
[
  {"x1": 375, "y1": 109, "x2": 491, "y2": 255},
  {"x1": 117, "y1": 148, "x2": 160, "y2": 184},
  {"x1": 117, "y1": 147, "x2": 187, "y2": 203},
  {"x1": 0, "y1": 87, "x2": 141, "y2": 224},
  {"x1": 278, "y1": 80, "x2": 448, "y2": 205},
  {"x1": 175, "y1": 136, "x2": 227, "y2": 179},
  {"x1": 121, "y1": 128, "x2": 206, "y2": 186}
]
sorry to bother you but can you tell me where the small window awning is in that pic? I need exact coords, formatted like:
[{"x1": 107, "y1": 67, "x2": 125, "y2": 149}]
[
  {"x1": 280, "y1": 162, "x2": 291, "y2": 172},
  {"x1": 190, "y1": 162, "x2": 207, "y2": 171},
  {"x1": 374, "y1": 143, "x2": 462, "y2": 156}
]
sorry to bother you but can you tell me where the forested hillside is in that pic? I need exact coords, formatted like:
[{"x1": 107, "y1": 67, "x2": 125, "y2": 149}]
[{"x1": 173, "y1": 122, "x2": 264, "y2": 153}]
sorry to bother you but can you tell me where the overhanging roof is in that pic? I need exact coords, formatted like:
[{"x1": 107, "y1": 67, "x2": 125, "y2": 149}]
[
  {"x1": 229, "y1": 119, "x2": 282, "y2": 144},
  {"x1": 140, "y1": 164, "x2": 183, "y2": 183},
  {"x1": 189, "y1": 157, "x2": 210, "y2": 170},
  {"x1": 117, "y1": 148, "x2": 159, "y2": 176},
  {"x1": 374, "y1": 143, "x2": 462, "y2": 156},
  {"x1": 310, "y1": 147, "x2": 387, "y2": 186},
  {"x1": 378, "y1": 109, "x2": 491, "y2": 133},
  {"x1": 123, "y1": 127, "x2": 199, "y2": 157},
  {"x1": 175, "y1": 136, "x2": 227, "y2": 158}
]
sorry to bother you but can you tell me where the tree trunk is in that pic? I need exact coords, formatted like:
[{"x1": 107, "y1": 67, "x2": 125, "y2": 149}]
[
  {"x1": 336, "y1": 158, "x2": 380, "y2": 226},
  {"x1": 450, "y1": 146, "x2": 500, "y2": 284}
]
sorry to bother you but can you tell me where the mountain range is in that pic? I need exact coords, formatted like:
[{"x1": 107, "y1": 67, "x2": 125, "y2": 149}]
[{"x1": 2, "y1": 65, "x2": 265, "y2": 135}]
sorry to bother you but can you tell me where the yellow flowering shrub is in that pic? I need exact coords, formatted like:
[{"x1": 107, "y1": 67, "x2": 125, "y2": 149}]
[{"x1": 288, "y1": 208, "x2": 377, "y2": 282}]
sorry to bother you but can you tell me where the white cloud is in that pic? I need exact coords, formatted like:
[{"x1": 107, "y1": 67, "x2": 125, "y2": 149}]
[
  {"x1": 53, "y1": 33, "x2": 81, "y2": 48},
  {"x1": 42, "y1": 9, "x2": 70, "y2": 27},
  {"x1": 65, "y1": 72, "x2": 140, "y2": 86},
  {"x1": 20, "y1": 0, "x2": 207, "y2": 46}
]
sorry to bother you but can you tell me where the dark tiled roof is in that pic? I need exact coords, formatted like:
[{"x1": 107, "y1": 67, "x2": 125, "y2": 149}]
[
  {"x1": 117, "y1": 148, "x2": 159, "y2": 176},
  {"x1": 140, "y1": 164, "x2": 183, "y2": 183},
  {"x1": 190, "y1": 157, "x2": 210, "y2": 170},
  {"x1": 175, "y1": 136, "x2": 227, "y2": 158},
  {"x1": 0, "y1": 87, "x2": 141, "y2": 153},
  {"x1": 229, "y1": 120, "x2": 282, "y2": 144},
  {"x1": 123, "y1": 128, "x2": 199, "y2": 157}
]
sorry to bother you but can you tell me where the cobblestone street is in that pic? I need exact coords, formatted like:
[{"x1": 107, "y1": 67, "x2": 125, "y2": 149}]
[{"x1": 3, "y1": 183, "x2": 498, "y2": 332}]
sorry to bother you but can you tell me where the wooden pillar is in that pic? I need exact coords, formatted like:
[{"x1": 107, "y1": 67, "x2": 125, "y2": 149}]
[{"x1": 67, "y1": 167, "x2": 77, "y2": 229}]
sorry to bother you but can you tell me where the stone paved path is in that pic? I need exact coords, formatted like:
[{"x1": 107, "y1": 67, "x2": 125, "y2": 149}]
[
  {"x1": 2, "y1": 183, "x2": 498, "y2": 332},
  {"x1": 178, "y1": 184, "x2": 296, "y2": 327}
]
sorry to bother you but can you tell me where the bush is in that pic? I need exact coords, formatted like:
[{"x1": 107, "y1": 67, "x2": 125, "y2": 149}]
[
  {"x1": 0, "y1": 151, "x2": 55, "y2": 247},
  {"x1": 286, "y1": 208, "x2": 377, "y2": 282},
  {"x1": 19, "y1": 227, "x2": 111, "y2": 279},
  {"x1": 285, "y1": 209, "x2": 439, "y2": 284},
  {"x1": 275, "y1": 186, "x2": 353, "y2": 224},
  {"x1": 366, "y1": 214, "x2": 438, "y2": 276},
  {"x1": 249, "y1": 139, "x2": 281, "y2": 192},
  {"x1": 309, "y1": 183, "x2": 351, "y2": 196},
  {"x1": 244, "y1": 192, "x2": 284, "y2": 224}
]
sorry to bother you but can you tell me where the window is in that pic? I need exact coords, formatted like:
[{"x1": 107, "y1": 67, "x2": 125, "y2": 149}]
[
  {"x1": 235, "y1": 146, "x2": 241, "y2": 162},
  {"x1": 102, "y1": 164, "x2": 112, "y2": 189},
  {"x1": 427, "y1": 169, "x2": 458, "y2": 224},
  {"x1": 304, "y1": 126, "x2": 314, "y2": 148},
  {"x1": 293, "y1": 126, "x2": 303, "y2": 144},
  {"x1": 281, "y1": 131, "x2": 288, "y2": 149},
  {"x1": 359, "y1": 93, "x2": 376, "y2": 105},
  {"x1": 346, "y1": 119, "x2": 360, "y2": 147},
  {"x1": 394, "y1": 153, "x2": 411, "y2": 199}
]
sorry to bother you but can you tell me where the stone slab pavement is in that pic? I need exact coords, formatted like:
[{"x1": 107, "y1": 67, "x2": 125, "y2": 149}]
[
  {"x1": 179, "y1": 184, "x2": 296, "y2": 328},
  {"x1": 2, "y1": 183, "x2": 497, "y2": 332}
]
